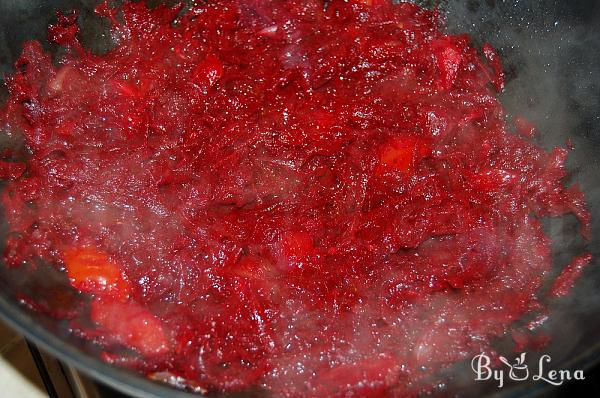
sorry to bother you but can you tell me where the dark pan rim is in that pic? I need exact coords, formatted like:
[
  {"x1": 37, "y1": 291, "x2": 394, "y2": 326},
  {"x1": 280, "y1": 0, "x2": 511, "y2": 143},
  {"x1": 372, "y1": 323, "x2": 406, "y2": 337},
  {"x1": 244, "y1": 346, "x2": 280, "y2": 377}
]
[
  {"x1": 2, "y1": 289, "x2": 599, "y2": 398},
  {"x1": 0, "y1": 293, "x2": 197, "y2": 398},
  {"x1": 0, "y1": 1, "x2": 599, "y2": 397}
]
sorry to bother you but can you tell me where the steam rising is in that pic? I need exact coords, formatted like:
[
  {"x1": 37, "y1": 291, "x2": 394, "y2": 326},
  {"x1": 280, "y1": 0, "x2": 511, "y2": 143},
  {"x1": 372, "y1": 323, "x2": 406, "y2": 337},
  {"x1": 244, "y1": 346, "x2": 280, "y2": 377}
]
[
  {"x1": 0, "y1": 1, "x2": 599, "y2": 397},
  {"x1": 437, "y1": 0, "x2": 600, "y2": 394}
]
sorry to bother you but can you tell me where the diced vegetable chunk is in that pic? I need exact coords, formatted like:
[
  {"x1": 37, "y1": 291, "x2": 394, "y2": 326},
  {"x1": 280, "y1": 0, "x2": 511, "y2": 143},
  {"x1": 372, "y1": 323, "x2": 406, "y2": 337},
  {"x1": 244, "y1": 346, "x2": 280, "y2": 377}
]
[
  {"x1": 377, "y1": 135, "x2": 430, "y2": 174},
  {"x1": 91, "y1": 299, "x2": 170, "y2": 356},
  {"x1": 63, "y1": 247, "x2": 130, "y2": 300}
]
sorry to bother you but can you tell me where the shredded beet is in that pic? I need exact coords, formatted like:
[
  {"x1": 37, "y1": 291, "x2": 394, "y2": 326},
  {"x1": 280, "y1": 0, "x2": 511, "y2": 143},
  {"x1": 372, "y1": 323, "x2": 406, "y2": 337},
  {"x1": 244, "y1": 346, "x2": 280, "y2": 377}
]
[
  {"x1": 0, "y1": 0, "x2": 591, "y2": 396},
  {"x1": 549, "y1": 253, "x2": 593, "y2": 298}
]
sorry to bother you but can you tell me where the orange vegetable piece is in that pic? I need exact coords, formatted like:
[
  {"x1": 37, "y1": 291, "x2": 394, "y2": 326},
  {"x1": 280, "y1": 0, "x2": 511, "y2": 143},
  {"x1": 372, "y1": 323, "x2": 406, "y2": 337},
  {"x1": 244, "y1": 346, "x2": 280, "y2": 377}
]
[
  {"x1": 91, "y1": 299, "x2": 170, "y2": 356},
  {"x1": 63, "y1": 247, "x2": 130, "y2": 300},
  {"x1": 377, "y1": 135, "x2": 430, "y2": 174}
]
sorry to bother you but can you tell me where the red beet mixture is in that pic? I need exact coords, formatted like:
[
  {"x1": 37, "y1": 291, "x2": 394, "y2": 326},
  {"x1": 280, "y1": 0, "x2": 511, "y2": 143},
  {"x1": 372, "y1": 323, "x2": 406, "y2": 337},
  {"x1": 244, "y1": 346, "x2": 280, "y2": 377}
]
[{"x1": 0, "y1": 0, "x2": 592, "y2": 396}]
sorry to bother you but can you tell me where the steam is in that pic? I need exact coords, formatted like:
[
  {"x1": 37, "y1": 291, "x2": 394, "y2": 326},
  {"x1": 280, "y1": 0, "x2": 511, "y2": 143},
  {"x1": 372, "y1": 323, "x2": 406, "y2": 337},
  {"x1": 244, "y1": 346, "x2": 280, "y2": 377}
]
[
  {"x1": 435, "y1": 0, "x2": 600, "y2": 393},
  {"x1": 441, "y1": 0, "x2": 600, "y2": 146},
  {"x1": 1, "y1": 1, "x2": 600, "y2": 397}
]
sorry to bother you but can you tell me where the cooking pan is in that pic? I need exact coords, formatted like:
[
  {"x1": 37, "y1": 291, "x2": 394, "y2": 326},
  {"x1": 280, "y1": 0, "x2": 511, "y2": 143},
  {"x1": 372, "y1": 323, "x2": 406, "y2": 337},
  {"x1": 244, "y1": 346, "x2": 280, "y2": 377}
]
[{"x1": 1, "y1": 0, "x2": 599, "y2": 397}]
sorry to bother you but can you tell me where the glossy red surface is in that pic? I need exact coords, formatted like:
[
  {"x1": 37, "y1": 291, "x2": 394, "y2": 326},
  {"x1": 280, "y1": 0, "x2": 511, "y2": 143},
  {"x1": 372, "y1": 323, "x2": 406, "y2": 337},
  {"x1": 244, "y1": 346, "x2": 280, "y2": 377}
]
[{"x1": 0, "y1": 0, "x2": 591, "y2": 396}]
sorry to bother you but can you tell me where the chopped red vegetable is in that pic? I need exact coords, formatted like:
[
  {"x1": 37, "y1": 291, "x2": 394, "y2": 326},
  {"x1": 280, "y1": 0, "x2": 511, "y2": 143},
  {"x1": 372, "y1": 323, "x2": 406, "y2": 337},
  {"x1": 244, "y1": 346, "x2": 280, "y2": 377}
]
[
  {"x1": 0, "y1": 0, "x2": 591, "y2": 396},
  {"x1": 91, "y1": 299, "x2": 170, "y2": 356},
  {"x1": 63, "y1": 247, "x2": 130, "y2": 301},
  {"x1": 549, "y1": 253, "x2": 593, "y2": 298}
]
